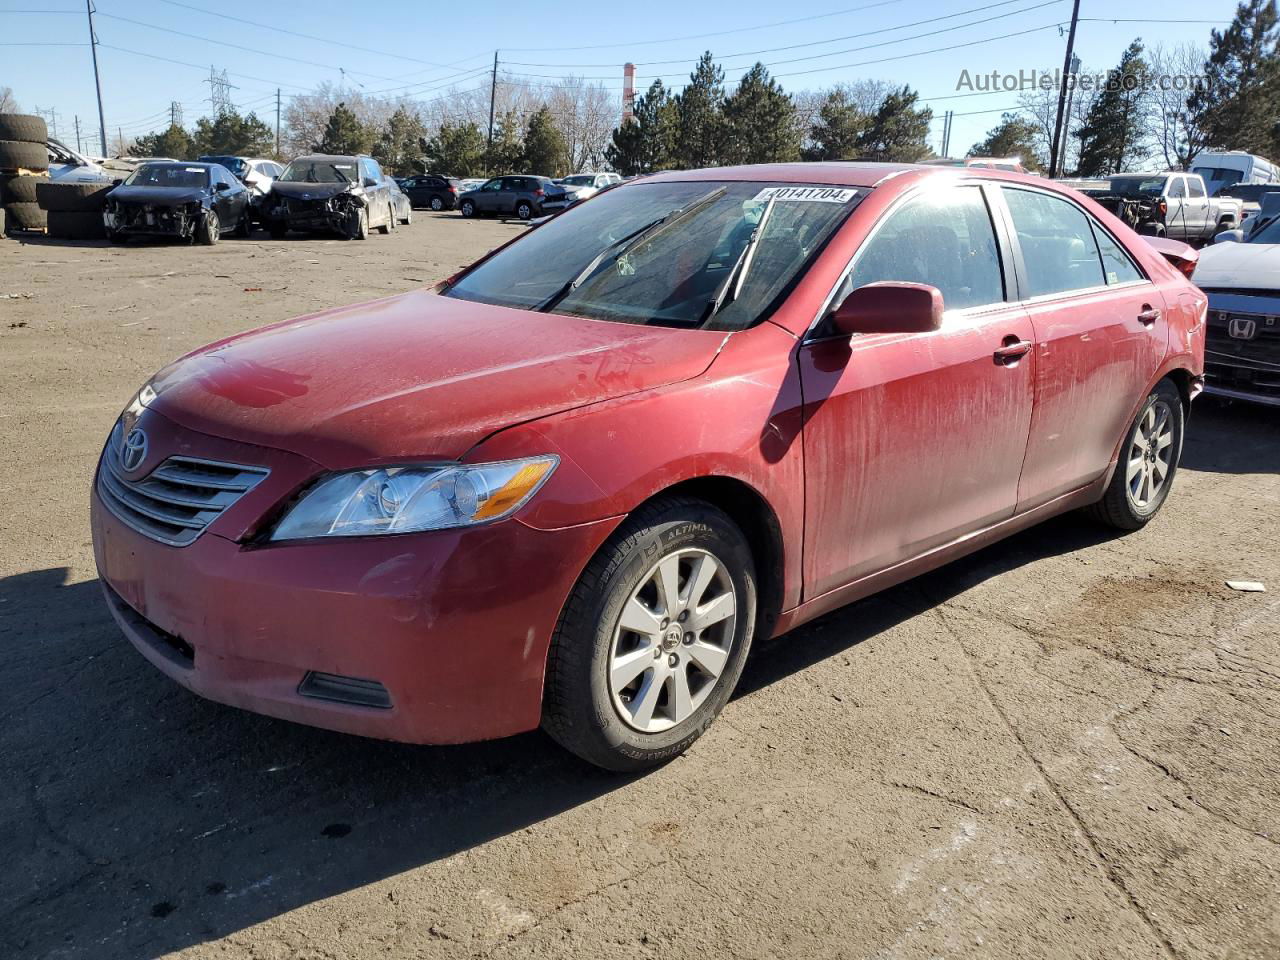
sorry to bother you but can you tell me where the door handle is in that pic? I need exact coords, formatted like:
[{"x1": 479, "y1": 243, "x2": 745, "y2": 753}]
[
  {"x1": 993, "y1": 336, "x2": 1032, "y2": 365},
  {"x1": 1137, "y1": 306, "x2": 1161, "y2": 326}
]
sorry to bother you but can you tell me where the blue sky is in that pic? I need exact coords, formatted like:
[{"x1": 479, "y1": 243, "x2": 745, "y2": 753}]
[{"x1": 3, "y1": 0, "x2": 1244, "y2": 158}]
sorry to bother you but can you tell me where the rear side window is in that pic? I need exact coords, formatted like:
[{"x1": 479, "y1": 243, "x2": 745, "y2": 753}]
[
  {"x1": 843, "y1": 186, "x2": 1005, "y2": 310},
  {"x1": 1092, "y1": 225, "x2": 1144, "y2": 285},
  {"x1": 1003, "y1": 189, "x2": 1106, "y2": 296}
]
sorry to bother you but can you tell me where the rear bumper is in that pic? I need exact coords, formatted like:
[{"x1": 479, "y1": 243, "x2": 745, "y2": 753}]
[{"x1": 92, "y1": 463, "x2": 620, "y2": 744}]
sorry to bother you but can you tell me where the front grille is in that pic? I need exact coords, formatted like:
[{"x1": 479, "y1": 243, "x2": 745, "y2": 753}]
[{"x1": 96, "y1": 420, "x2": 269, "y2": 547}]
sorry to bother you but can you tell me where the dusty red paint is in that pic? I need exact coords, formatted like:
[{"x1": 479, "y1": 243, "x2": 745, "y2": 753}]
[{"x1": 92, "y1": 162, "x2": 1206, "y2": 744}]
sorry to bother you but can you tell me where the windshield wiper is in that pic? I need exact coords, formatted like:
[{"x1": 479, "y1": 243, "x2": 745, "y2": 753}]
[
  {"x1": 700, "y1": 195, "x2": 777, "y2": 325},
  {"x1": 536, "y1": 186, "x2": 727, "y2": 313}
]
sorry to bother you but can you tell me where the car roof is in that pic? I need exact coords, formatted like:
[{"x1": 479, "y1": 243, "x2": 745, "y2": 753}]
[
  {"x1": 138, "y1": 161, "x2": 217, "y2": 169},
  {"x1": 291, "y1": 154, "x2": 363, "y2": 162},
  {"x1": 640, "y1": 161, "x2": 1075, "y2": 194}
]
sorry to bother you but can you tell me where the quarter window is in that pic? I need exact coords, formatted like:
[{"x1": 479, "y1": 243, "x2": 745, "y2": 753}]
[
  {"x1": 1003, "y1": 189, "x2": 1106, "y2": 296},
  {"x1": 1092, "y1": 224, "x2": 1144, "y2": 285},
  {"x1": 841, "y1": 186, "x2": 1005, "y2": 310}
]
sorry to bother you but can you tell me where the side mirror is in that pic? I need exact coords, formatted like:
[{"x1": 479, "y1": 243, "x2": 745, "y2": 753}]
[
  {"x1": 1214, "y1": 228, "x2": 1245, "y2": 244},
  {"x1": 111, "y1": 178, "x2": 123, "y2": 186},
  {"x1": 830, "y1": 282, "x2": 944, "y2": 336},
  {"x1": 363, "y1": 177, "x2": 378, "y2": 188},
  {"x1": 214, "y1": 181, "x2": 230, "y2": 192}
]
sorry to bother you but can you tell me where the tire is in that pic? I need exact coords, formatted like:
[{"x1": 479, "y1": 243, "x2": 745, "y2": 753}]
[
  {"x1": 234, "y1": 209, "x2": 251, "y2": 238},
  {"x1": 400, "y1": 206, "x2": 412, "y2": 225},
  {"x1": 430, "y1": 195, "x2": 444, "y2": 211},
  {"x1": 345, "y1": 206, "x2": 369, "y2": 240},
  {"x1": 542, "y1": 496, "x2": 758, "y2": 771},
  {"x1": 196, "y1": 209, "x2": 219, "y2": 245},
  {"x1": 460, "y1": 199, "x2": 475, "y2": 218},
  {"x1": 1, "y1": 173, "x2": 42, "y2": 205},
  {"x1": 516, "y1": 200, "x2": 533, "y2": 220},
  {"x1": 0, "y1": 139, "x2": 48, "y2": 171},
  {"x1": 3, "y1": 201, "x2": 45, "y2": 230},
  {"x1": 35, "y1": 179, "x2": 111, "y2": 212},
  {"x1": 380, "y1": 204, "x2": 394, "y2": 233},
  {"x1": 1087, "y1": 379, "x2": 1184, "y2": 530},
  {"x1": 0, "y1": 114, "x2": 48, "y2": 143},
  {"x1": 47, "y1": 210, "x2": 106, "y2": 241}
]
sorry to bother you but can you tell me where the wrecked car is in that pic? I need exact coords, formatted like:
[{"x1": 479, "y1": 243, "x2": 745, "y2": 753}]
[
  {"x1": 92, "y1": 164, "x2": 1204, "y2": 772},
  {"x1": 103, "y1": 161, "x2": 250, "y2": 244},
  {"x1": 264, "y1": 154, "x2": 394, "y2": 239},
  {"x1": 1084, "y1": 172, "x2": 1242, "y2": 244}
]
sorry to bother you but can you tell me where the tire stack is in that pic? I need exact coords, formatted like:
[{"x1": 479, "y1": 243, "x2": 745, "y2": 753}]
[
  {"x1": 37, "y1": 180, "x2": 112, "y2": 241},
  {"x1": 0, "y1": 113, "x2": 51, "y2": 237}
]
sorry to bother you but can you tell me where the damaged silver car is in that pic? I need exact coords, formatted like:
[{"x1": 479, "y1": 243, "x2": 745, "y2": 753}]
[{"x1": 265, "y1": 154, "x2": 396, "y2": 240}]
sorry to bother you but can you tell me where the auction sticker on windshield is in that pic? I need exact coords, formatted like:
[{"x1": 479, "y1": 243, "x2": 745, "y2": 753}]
[{"x1": 752, "y1": 186, "x2": 857, "y2": 203}]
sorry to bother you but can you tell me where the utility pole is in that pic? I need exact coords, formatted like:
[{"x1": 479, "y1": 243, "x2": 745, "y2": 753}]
[
  {"x1": 1048, "y1": 0, "x2": 1081, "y2": 179},
  {"x1": 1059, "y1": 52, "x2": 1081, "y2": 176},
  {"x1": 941, "y1": 110, "x2": 953, "y2": 158},
  {"x1": 86, "y1": 0, "x2": 108, "y2": 156},
  {"x1": 275, "y1": 88, "x2": 281, "y2": 157},
  {"x1": 486, "y1": 50, "x2": 498, "y2": 174},
  {"x1": 74, "y1": 115, "x2": 82, "y2": 154}
]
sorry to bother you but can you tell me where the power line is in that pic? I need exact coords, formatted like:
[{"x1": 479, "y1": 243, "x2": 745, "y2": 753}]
[
  {"x1": 505, "y1": 0, "x2": 1061, "y2": 68},
  {"x1": 502, "y1": 0, "x2": 913, "y2": 52}
]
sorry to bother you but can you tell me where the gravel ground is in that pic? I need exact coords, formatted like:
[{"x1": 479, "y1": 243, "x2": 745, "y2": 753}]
[{"x1": 1, "y1": 217, "x2": 1278, "y2": 960}]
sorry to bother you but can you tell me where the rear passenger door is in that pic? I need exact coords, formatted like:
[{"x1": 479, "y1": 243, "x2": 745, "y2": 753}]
[
  {"x1": 797, "y1": 183, "x2": 1036, "y2": 595},
  {"x1": 996, "y1": 186, "x2": 1168, "y2": 511}
]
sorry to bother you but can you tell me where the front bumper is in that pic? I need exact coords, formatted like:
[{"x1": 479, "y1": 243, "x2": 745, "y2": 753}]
[
  {"x1": 268, "y1": 196, "x2": 362, "y2": 233},
  {"x1": 104, "y1": 203, "x2": 199, "y2": 238},
  {"x1": 91, "y1": 413, "x2": 620, "y2": 744},
  {"x1": 1204, "y1": 297, "x2": 1280, "y2": 406}
]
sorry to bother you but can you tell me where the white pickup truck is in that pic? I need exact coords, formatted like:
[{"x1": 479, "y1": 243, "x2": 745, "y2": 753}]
[{"x1": 1083, "y1": 172, "x2": 1243, "y2": 244}]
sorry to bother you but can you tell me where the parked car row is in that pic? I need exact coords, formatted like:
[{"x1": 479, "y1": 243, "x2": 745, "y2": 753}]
[{"x1": 101, "y1": 153, "x2": 413, "y2": 244}]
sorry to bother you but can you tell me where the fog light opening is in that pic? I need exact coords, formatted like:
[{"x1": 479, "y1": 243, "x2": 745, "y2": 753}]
[{"x1": 298, "y1": 671, "x2": 393, "y2": 709}]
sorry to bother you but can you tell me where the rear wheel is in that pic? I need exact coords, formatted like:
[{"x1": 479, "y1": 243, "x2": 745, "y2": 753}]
[
  {"x1": 542, "y1": 497, "x2": 757, "y2": 771},
  {"x1": 516, "y1": 200, "x2": 533, "y2": 220},
  {"x1": 430, "y1": 195, "x2": 444, "y2": 211},
  {"x1": 1088, "y1": 379, "x2": 1184, "y2": 530}
]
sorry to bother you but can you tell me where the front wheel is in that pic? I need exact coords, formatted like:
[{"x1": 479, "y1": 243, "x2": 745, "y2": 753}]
[
  {"x1": 542, "y1": 497, "x2": 757, "y2": 771},
  {"x1": 460, "y1": 199, "x2": 475, "y2": 218},
  {"x1": 346, "y1": 206, "x2": 369, "y2": 240},
  {"x1": 1088, "y1": 379, "x2": 1184, "y2": 530},
  {"x1": 379, "y1": 204, "x2": 394, "y2": 234},
  {"x1": 196, "y1": 209, "x2": 219, "y2": 245}
]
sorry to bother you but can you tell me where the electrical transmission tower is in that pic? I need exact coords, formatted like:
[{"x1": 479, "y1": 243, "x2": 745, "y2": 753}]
[
  {"x1": 170, "y1": 101, "x2": 184, "y2": 127},
  {"x1": 205, "y1": 66, "x2": 237, "y2": 116}
]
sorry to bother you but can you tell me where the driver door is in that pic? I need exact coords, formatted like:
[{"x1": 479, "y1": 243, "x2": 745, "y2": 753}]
[
  {"x1": 476, "y1": 178, "x2": 503, "y2": 212},
  {"x1": 797, "y1": 183, "x2": 1035, "y2": 596}
]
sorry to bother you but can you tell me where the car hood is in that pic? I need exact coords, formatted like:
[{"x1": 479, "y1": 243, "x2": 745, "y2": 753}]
[
  {"x1": 109, "y1": 185, "x2": 208, "y2": 205},
  {"x1": 269, "y1": 181, "x2": 356, "y2": 200},
  {"x1": 147, "y1": 289, "x2": 727, "y2": 468},
  {"x1": 1194, "y1": 241, "x2": 1280, "y2": 289}
]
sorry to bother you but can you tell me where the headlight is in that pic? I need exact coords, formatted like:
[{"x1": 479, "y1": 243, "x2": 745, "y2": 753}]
[{"x1": 270, "y1": 456, "x2": 559, "y2": 540}]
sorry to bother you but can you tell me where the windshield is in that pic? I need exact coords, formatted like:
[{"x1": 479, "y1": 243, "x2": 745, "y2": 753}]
[
  {"x1": 445, "y1": 180, "x2": 859, "y2": 331},
  {"x1": 1246, "y1": 215, "x2": 1280, "y2": 243},
  {"x1": 562, "y1": 175, "x2": 595, "y2": 186},
  {"x1": 124, "y1": 164, "x2": 209, "y2": 189},
  {"x1": 280, "y1": 158, "x2": 358, "y2": 183},
  {"x1": 1108, "y1": 176, "x2": 1165, "y2": 196}
]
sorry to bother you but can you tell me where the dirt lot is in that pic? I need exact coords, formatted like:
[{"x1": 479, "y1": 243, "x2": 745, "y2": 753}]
[{"x1": 1, "y1": 216, "x2": 1278, "y2": 960}]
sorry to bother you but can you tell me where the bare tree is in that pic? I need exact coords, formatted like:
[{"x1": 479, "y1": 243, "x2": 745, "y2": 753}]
[
  {"x1": 1145, "y1": 42, "x2": 1211, "y2": 169},
  {"x1": 1018, "y1": 67, "x2": 1100, "y2": 175},
  {"x1": 283, "y1": 82, "x2": 415, "y2": 155},
  {"x1": 0, "y1": 86, "x2": 19, "y2": 114},
  {"x1": 545, "y1": 76, "x2": 616, "y2": 171}
]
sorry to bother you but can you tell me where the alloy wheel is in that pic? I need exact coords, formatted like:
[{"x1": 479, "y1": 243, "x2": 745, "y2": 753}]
[
  {"x1": 1126, "y1": 399, "x2": 1174, "y2": 508},
  {"x1": 608, "y1": 548, "x2": 737, "y2": 733}
]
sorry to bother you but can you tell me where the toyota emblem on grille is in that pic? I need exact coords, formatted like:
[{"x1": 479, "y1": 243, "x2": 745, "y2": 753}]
[
  {"x1": 1229, "y1": 317, "x2": 1258, "y2": 340},
  {"x1": 121, "y1": 428, "x2": 149, "y2": 472}
]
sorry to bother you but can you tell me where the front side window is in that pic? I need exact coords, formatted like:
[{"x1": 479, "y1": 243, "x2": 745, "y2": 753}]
[
  {"x1": 1003, "y1": 188, "x2": 1106, "y2": 296},
  {"x1": 841, "y1": 185, "x2": 1005, "y2": 311},
  {"x1": 1187, "y1": 178, "x2": 1206, "y2": 198},
  {"x1": 445, "y1": 180, "x2": 859, "y2": 331},
  {"x1": 1167, "y1": 177, "x2": 1186, "y2": 198}
]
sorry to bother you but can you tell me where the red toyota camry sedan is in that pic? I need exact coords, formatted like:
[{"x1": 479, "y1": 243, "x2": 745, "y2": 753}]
[{"x1": 92, "y1": 163, "x2": 1206, "y2": 770}]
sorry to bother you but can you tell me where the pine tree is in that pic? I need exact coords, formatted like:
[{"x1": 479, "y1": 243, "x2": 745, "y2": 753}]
[
  {"x1": 130, "y1": 123, "x2": 195, "y2": 160},
  {"x1": 191, "y1": 111, "x2": 274, "y2": 157},
  {"x1": 1190, "y1": 0, "x2": 1280, "y2": 154},
  {"x1": 315, "y1": 102, "x2": 373, "y2": 155},
  {"x1": 722, "y1": 63, "x2": 799, "y2": 164},
  {"x1": 606, "y1": 79, "x2": 677, "y2": 175},
  {"x1": 486, "y1": 110, "x2": 524, "y2": 174},
  {"x1": 523, "y1": 106, "x2": 567, "y2": 176},
  {"x1": 968, "y1": 113, "x2": 1044, "y2": 171},
  {"x1": 675, "y1": 52, "x2": 727, "y2": 169},
  {"x1": 802, "y1": 88, "x2": 867, "y2": 161},
  {"x1": 853, "y1": 87, "x2": 933, "y2": 162},
  {"x1": 1075, "y1": 40, "x2": 1150, "y2": 176},
  {"x1": 373, "y1": 106, "x2": 427, "y2": 174},
  {"x1": 425, "y1": 122, "x2": 486, "y2": 177}
]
